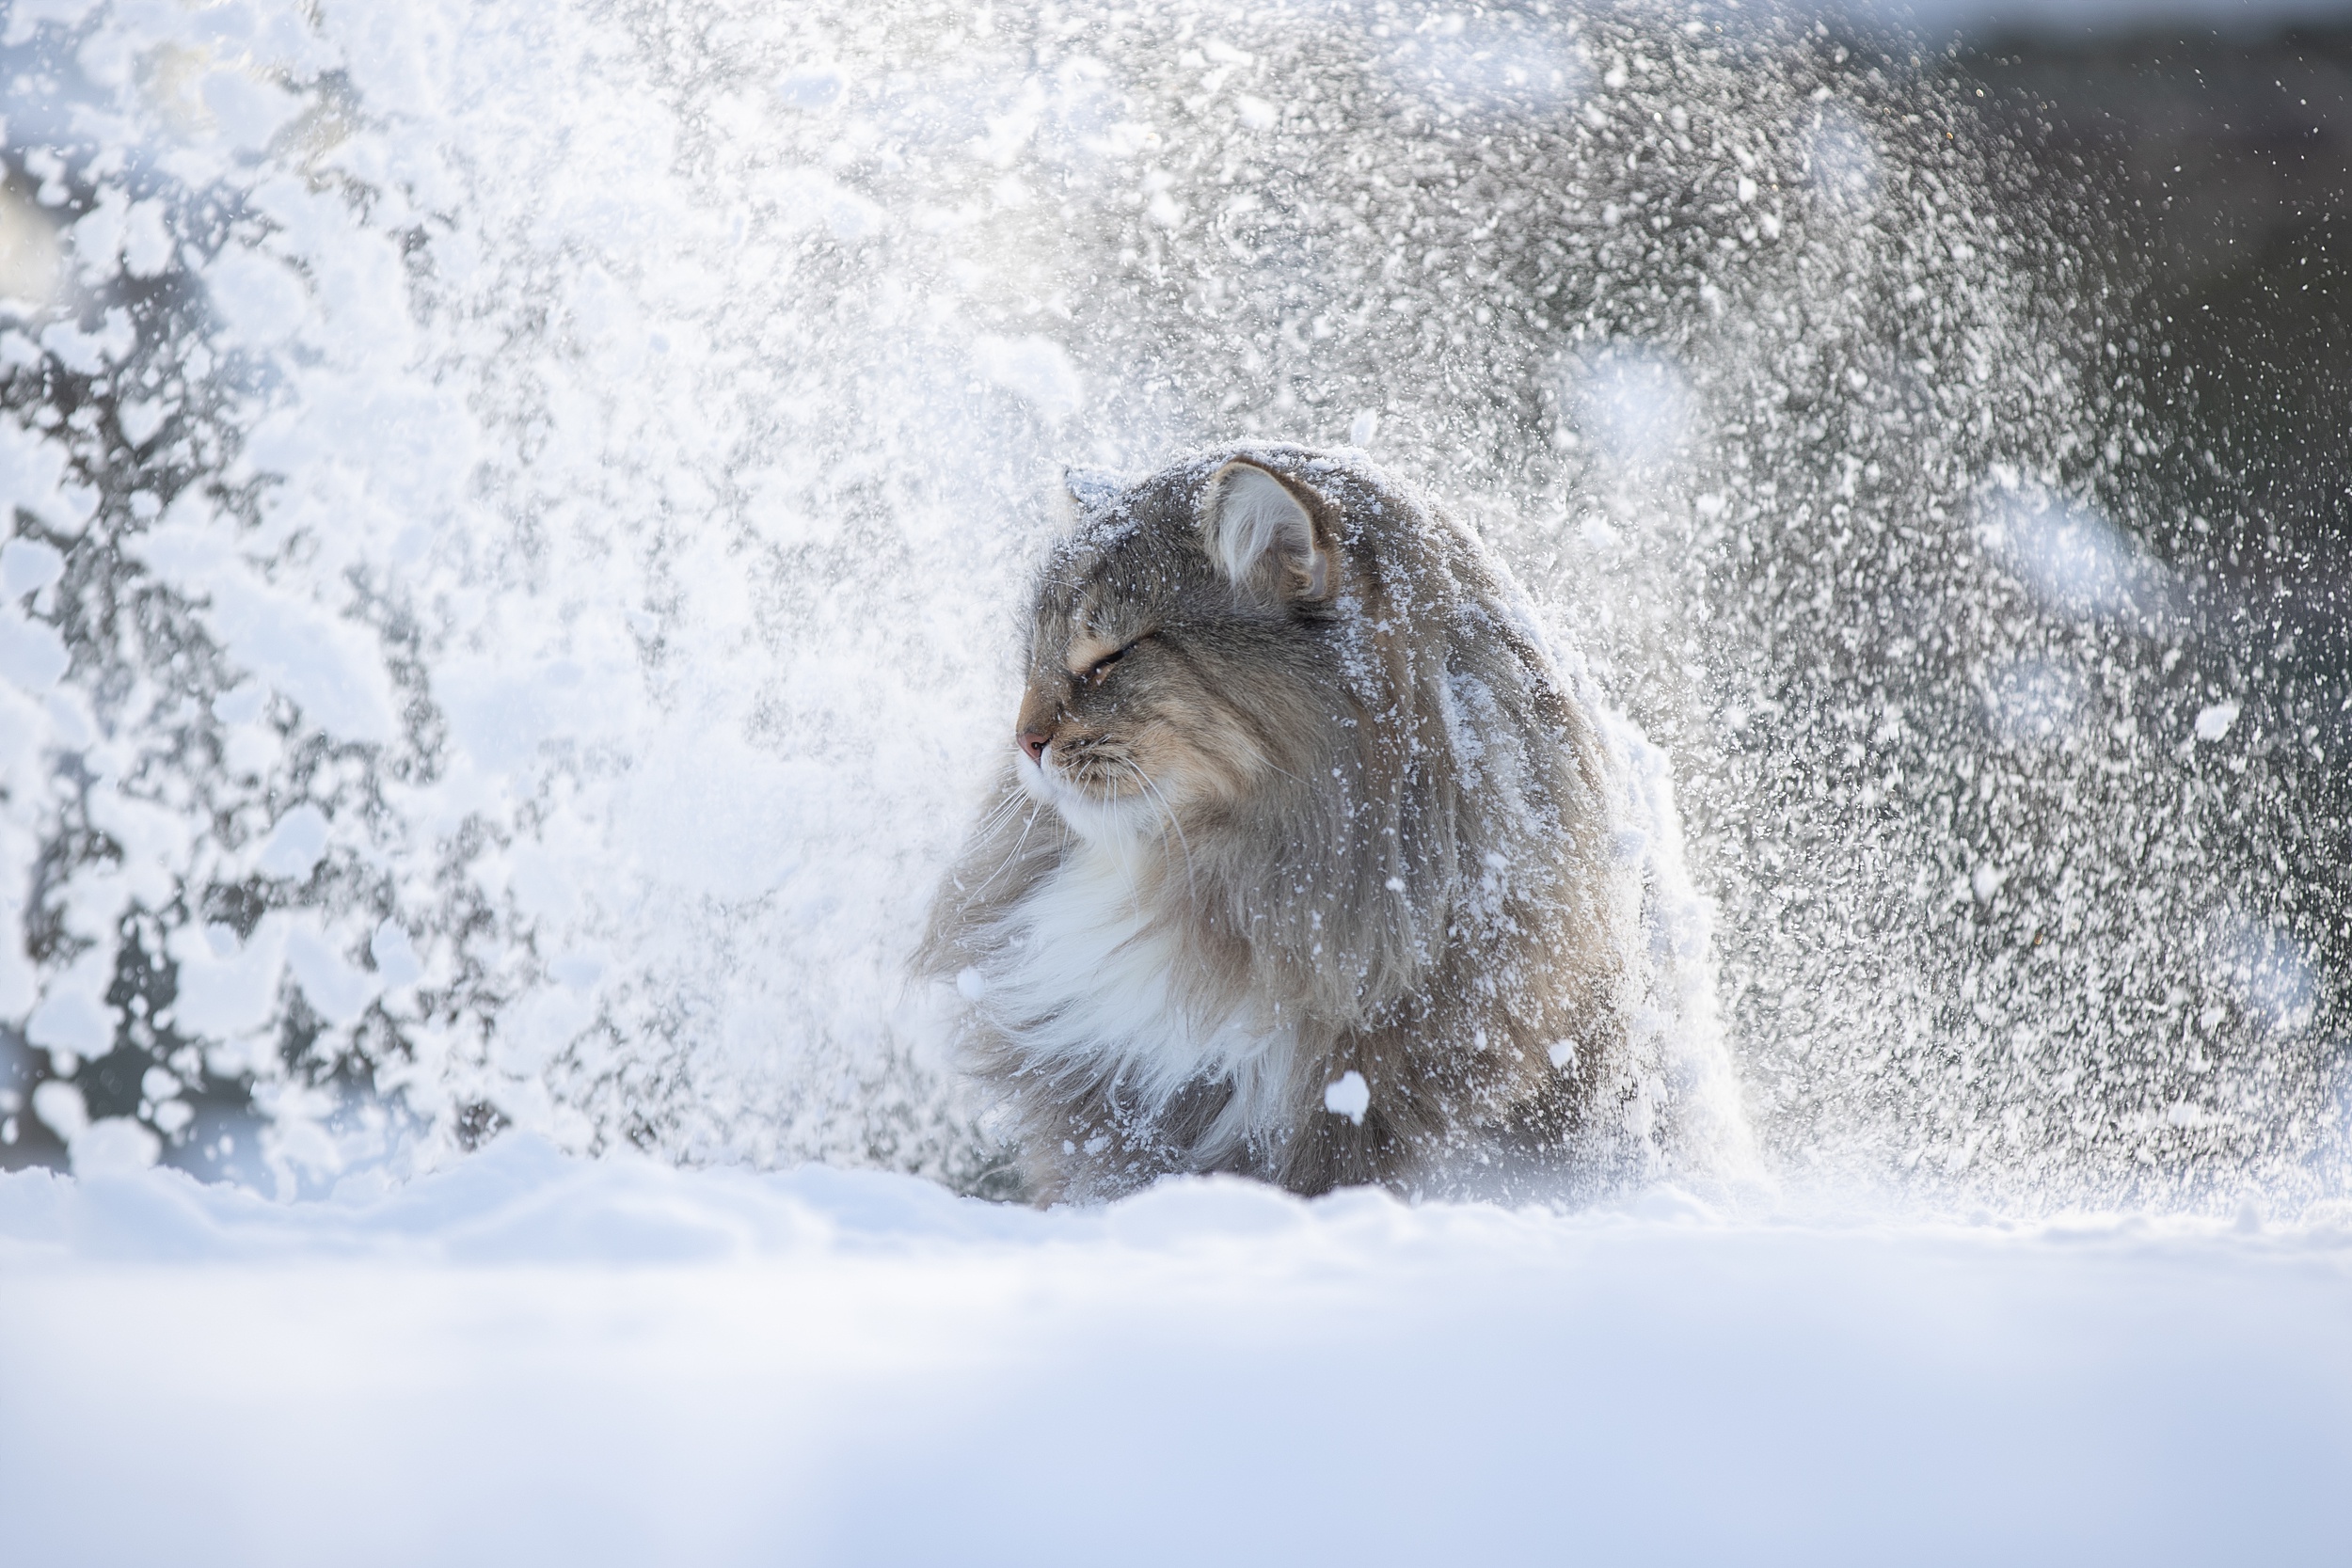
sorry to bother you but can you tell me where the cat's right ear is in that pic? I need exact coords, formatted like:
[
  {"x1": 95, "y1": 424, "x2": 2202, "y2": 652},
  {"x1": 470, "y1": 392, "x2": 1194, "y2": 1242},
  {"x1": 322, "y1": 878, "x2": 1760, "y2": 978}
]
[{"x1": 1199, "y1": 459, "x2": 1334, "y2": 602}]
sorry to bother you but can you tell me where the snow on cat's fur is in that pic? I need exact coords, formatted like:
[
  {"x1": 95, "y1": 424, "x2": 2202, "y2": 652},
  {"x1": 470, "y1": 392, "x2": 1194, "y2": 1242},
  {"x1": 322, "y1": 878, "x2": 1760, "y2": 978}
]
[{"x1": 920, "y1": 445, "x2": 1750, "y2": 1202}]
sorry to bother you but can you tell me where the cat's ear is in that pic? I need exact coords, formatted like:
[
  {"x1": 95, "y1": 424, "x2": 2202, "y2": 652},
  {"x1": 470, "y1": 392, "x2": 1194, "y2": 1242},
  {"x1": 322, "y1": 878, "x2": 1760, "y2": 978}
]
[
  {"x1": 1059, "y1": 467, "x2": 1127, "y2": 516},
  {"x1": 1199, "y1": 460, "x2": 1333, "y2": 601}
]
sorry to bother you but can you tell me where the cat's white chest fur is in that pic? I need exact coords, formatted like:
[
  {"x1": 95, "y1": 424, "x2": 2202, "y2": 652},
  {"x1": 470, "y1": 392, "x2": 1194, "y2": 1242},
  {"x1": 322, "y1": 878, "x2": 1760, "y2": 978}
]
[{"x1": 968, "y1": 841, "x2": 1295, "y2": 1148}]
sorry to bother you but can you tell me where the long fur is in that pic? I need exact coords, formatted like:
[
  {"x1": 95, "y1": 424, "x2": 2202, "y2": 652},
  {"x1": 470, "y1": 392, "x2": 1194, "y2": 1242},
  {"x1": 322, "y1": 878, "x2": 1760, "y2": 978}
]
[{"x1": 918, "y1": 444, "x2": 1685, "y2": 1202}]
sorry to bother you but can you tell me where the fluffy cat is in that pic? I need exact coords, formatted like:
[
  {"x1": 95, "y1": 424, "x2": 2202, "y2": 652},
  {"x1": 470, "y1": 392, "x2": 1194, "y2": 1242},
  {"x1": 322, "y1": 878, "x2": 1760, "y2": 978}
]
[{"x1": 920, "y1": 444, "x2": 1744, "y2": 1202}]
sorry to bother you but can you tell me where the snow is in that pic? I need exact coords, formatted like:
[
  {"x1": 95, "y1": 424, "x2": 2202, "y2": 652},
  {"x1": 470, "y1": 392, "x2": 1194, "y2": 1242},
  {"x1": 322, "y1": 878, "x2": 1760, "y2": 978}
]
[
  {"x1": 0, "y1": 4, "x2": 2344, "y2": 1552},
  {"x1": 0, "y1": 606, "x2": 68, "y2": 690},
  {"x1": 0, "y1": 0, "x2": 2331, "y2": 1206},
  {"x1": 2195, "y1": 701, "x2": 2241, "y2": 743},
  {"x1": 0, "y1": 1136, "x2": 2345, "y2": 1565},
  {"x1": 971, "y1": 333, "x2": 1086, "y2": 421},
  {"x1": 164, "y1": 915, "x2": 294, "y2": 1040},
  {"x1": 24, "y1": 978, "x2": 110, "y2": 1056},
  {"x1": 1324, "y1": 1069, "x2": 1372, "y2": 1123},
  {"x1": 254, "y1": 802, "x2": 333, "y2": 880},
  {"x1": 129, "y1": 508, "x2": 404, "y2": 745},
  {"x1": 0, "y1": 534, "x2": 63, "y2": 598}
]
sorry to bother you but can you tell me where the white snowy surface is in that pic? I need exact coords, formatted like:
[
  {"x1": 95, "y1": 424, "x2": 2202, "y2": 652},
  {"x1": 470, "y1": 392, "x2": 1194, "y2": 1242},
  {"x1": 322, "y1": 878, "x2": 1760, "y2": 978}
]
[{"x1": 2, "y1": 1138, "x2": 2346, "y2": 1567}]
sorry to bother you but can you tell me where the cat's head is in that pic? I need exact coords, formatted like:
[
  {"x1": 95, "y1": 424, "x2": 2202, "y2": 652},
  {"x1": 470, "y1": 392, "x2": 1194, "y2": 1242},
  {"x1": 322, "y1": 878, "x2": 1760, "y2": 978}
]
[{"x1": 1012, "y1": 453, "x2": 1348, "y2": 842}]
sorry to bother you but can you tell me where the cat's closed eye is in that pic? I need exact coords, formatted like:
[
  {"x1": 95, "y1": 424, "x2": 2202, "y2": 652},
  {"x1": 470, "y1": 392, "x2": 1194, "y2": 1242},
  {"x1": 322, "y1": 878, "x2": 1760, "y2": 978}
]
[{"x1": 1083, "y1": 636, "x2": 1147, "y2": 687}]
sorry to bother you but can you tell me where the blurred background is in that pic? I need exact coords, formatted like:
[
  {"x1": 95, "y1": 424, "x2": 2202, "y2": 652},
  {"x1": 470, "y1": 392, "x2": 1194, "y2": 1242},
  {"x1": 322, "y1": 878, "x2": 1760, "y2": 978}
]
[
  {"x1": 1959, "y1": 5, "x2": 2348, "y2": 714},
  {"x1": 0, "y1": 0, "x2": 2344, "y2": 1211}
]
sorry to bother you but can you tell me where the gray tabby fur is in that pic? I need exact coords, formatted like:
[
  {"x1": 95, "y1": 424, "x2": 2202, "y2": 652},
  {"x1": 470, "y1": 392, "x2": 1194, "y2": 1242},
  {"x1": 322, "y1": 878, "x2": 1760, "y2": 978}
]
[{"x1": 919, "y1": 443, "x2": 1663, "y2": 1202}]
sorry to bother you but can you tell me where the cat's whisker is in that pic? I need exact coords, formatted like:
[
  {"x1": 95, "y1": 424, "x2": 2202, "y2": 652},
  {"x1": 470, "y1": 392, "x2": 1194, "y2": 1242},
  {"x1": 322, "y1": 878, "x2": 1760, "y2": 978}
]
[
  {"x1": 1095, "y1": 787, "x2": 1150, "y2": 907},
  {"x1": 971, "y1": 787, "x2": 1025, "y2": 838},
  {"x1": 1120, "y1": 757, "x2": 1197, "y2": 906},
  {"x1": 971, "y1": 797, "x2": 1048, "y2": 899}
]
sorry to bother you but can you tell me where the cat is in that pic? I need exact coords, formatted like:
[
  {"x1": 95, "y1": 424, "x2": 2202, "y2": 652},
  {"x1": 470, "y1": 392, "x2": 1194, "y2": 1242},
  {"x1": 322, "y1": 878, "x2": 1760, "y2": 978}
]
[{"x1": 919, "y1": 443, "x2": 1745, "y2": 1203}]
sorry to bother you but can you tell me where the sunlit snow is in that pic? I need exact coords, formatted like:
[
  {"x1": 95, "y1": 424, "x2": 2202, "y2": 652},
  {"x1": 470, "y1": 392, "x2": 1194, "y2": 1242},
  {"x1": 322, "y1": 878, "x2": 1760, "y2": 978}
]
[
  {"x1": 5, "y1": 1136, "x2": 2351, "y2": 1564},
  {"x1": 0, "y1": 0, "x2": 2344, "y2": 1555}
]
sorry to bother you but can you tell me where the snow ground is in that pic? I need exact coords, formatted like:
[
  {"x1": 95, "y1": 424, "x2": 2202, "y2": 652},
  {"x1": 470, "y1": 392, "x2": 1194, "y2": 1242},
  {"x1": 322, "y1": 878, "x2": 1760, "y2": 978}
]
[{"x1": 3, "y1": 1139, "x2": 2345, "y2": 1566}]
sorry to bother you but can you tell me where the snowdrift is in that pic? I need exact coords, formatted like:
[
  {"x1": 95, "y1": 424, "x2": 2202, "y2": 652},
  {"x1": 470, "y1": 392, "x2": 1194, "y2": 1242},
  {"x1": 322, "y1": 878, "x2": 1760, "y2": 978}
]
[{"x1": 3, "y1": 1138, "x2": 2346, "y2": 1565}]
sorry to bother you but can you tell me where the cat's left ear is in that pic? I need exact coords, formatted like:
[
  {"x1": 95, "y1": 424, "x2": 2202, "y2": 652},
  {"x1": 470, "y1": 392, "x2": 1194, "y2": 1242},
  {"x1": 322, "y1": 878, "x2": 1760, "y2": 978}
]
[
  {"x1": 1061, "y1": 467, "x2": 1127, "y2": 515},
  {"x1": 1199, "y1": 459, "x2": 1334, "y2": 602}
]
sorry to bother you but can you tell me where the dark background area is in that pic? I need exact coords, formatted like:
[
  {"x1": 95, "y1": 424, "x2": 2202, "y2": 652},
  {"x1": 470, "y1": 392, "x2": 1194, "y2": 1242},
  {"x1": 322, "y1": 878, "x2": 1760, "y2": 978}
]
[{"x1": 1949, "y1": 17, "x2": 2349, "y2": 750}]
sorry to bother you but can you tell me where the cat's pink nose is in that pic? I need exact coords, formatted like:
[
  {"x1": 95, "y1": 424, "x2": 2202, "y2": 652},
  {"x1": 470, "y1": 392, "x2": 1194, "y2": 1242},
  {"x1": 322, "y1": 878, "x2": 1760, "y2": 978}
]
[{"x1": 1018, "y1": 729, "x2": 1051, "y2": 765}]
